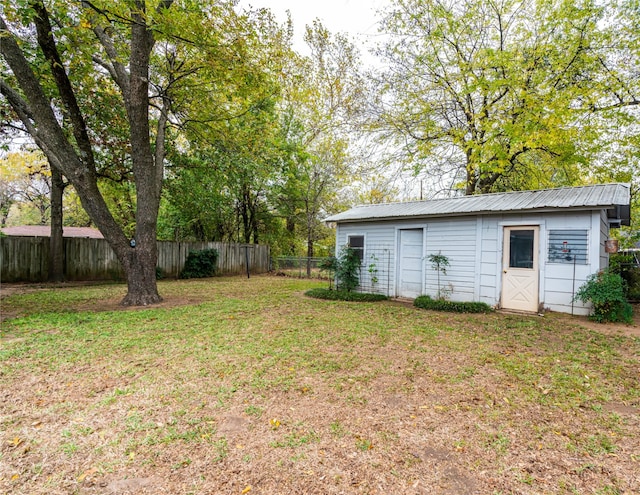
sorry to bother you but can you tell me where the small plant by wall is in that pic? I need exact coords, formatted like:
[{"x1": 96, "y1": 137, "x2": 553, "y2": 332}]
[
  {"x1": 573, "y1": 268, "x2": 633, "y2": 323},
  {"x1": 428, "y1": 252, "x2": 450, "y2": 300},
  {"x1": 318, "y1": 256, "x2": 338, "y2": 289},
  {"x1": 180, "y1": 248, "x2": 219, "y2": 279},
  {"x1": 305, "y1": 288, "x2": 387, "y2": 302}
]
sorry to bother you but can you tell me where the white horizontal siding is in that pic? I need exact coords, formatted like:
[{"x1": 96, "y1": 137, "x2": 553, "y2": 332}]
[
  {"x1": 541, "y1": 212, "x2": 600, "y2": 314},
  {"x1": 335, "y1": 207, "x2": 610, "y2": 315},
  {"x1": 599, "y1": 210, "x2": 609, "y2": 269},
  {"x1": 423, "y1": 218, "x2": 476, "y2": 301},
  {"x1": 478, "y1": 216, "x2": 501, "y2": 305},
  {"x1": 336, "y1": 222, "x2": 398, "y2": 295}
]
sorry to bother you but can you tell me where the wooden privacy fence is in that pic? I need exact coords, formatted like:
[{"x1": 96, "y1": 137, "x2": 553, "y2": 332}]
[{"x1": 0, "y1": 237, "x2": 270, "y2": 283}]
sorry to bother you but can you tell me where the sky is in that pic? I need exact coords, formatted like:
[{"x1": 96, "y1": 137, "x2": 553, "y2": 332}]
[{"x1": 237, "y1": 0, "x2": 388, "y2": 64}]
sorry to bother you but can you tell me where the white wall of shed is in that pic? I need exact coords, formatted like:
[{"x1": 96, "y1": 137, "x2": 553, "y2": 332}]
[
  {"x1": 481, "y1": 210, "x2": 604, "y2": 315},
  {"x1": 335, "y1": 208, "x2": 609, "y2": 315}
]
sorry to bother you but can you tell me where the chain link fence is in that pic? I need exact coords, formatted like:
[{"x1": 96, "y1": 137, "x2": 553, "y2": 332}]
[
  {"x1": 272, "y1": 256, "x2": 331, "y2": 280},
  {"x1": 273, "y1": 246, "x2": 394, "y2": 296}
]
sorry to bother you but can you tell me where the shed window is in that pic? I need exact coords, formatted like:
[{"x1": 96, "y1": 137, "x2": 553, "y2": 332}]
[
  {"x1": 548, "y1": 230, "x2": 588, "y2": 264},
  {"x1": 347, "y1": 235, "x2": 364, "y2": 263},
  {"x1": 509, "y1": 229, "x2": 535, "y2": 268}
]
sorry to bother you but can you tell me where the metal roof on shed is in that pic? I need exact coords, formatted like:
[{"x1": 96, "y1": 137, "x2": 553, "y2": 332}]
[{"x1": 325, "y1": 183, "x2": 631, "y2": 223}]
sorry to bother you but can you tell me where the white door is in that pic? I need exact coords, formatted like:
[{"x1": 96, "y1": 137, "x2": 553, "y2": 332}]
[
  {"x1": 501, "y1": 226, "x2": 539, "y2": 312},
  {"x1": 398, "y1": 229, "x2": 424, "y2": 298}
]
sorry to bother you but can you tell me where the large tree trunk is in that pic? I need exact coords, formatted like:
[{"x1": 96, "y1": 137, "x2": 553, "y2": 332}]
[
  {"x1": 121, "y1": 246, "x2": 160, "y2": 306},
  {"x1": 1, "y1": 3, "x2": 167, "y2": 306},
  {"x1": 123, "y1": 1, "x2": 162, "y2": 305},
  {"x1": 72, "y1": 167, "x2": 160, "y2": 305},
  {"x1": 49, "y1": 166, "x2": 65, "y2": 282},
  {"x1": 286, "y1": 216, "x2": 296, "y2": 255}
]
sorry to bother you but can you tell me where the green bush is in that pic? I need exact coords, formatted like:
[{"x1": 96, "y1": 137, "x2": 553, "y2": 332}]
[
  {"x1": 609, "y1": 253, "x2": 640, "y2": 301},
  {"x1": 414, "y1": 295, "x2": 493, "y2": 313},
  {"x1": 573, "y1": 269, "x2": 633, "y2": 323},
  {"x1": 305, "y1": 288, "x2": 387, "y2": 302},
  {"x1": 335, "y1": 246, "x2": 361, "y2": 292},
  {"x1": 318, "y1": 256, "x2": 337, "y2": 273},
  {"x1": 180, "y1": 248, "x2": 219, "y2": 279}
]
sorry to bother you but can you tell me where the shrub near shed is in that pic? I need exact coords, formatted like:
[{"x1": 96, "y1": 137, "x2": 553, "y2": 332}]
[
  {"x1": 414, "y1": 295, "x2": 493, "y2": 314},
  {"x1": 573, "y1": 269, "x2": 633, "y2": 323}
]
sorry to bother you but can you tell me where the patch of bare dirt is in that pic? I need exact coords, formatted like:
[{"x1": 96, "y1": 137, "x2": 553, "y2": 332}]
[
  {"x1": 0, "y1": 281, "x2": 105, "y2": 298},
  {"x1": 0, "y1": 281, "x2": 212, "y2": 322}
]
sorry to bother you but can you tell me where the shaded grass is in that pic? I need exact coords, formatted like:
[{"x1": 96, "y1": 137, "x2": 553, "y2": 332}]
[{"x1": 1, "y1": 276, "x2": 639, "y2": 494}]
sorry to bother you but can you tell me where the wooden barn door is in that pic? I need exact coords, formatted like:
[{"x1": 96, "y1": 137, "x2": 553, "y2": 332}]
[
  {"x1": 501, "y1": 226, "x2": 539, "y2": 312},
  {"x1": 397, "y1": 229, "x2": 424, "y2": 298}
]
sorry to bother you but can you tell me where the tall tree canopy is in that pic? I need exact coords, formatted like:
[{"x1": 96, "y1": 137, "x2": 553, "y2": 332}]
[
  {"x1": 374, "y1": 0, "x2": 640, "y2": 196},
  {"x1": 1, "y1": 0, "x2": 176, "y2": 304},
  {"x1": 159, "y1": 7, "x2": 291, "y2": 246},
  {"x1": 275, "y1": 21, "x2": 367, "y2": 258},
  {"x1": 0, "y1": 0, "x2": 282, "y2": 304},
  {"x1": 160, "y1": 19, "x2": 366, "y2": 258}
]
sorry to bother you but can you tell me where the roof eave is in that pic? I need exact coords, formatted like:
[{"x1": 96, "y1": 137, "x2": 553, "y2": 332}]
[{"x1": 326, "y1": 204, "x2": 624, "y2": 224}]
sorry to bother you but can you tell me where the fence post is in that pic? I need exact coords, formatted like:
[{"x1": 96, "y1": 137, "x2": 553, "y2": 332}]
[{"x1": 244, "y1": 245, "x2": 251, "y2": 279}]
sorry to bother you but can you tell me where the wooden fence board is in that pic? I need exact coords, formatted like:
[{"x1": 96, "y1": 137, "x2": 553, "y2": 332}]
[{"x1": 0, "y1": 237, "x2": 270, "y2": 282}]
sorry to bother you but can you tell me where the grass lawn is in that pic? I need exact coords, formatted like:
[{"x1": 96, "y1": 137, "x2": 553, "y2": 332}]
[{"x1": 1, "y1": 275, "x2": 639, "y2": 494}]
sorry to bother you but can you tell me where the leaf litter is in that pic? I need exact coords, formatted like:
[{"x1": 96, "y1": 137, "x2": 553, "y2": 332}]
[{"x1": 1, "y1": 276, "x2": 639, "y2": 494}]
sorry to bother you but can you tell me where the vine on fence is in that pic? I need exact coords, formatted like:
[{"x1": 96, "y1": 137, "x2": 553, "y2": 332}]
[{"x1": 368, "y1": 254, "x2": 379, "y2": 285}]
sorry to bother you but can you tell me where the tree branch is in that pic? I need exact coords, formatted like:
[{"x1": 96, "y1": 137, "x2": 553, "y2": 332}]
[
  {"x1": 31, "y1": 0, "x2": 96, "y2": 169},
  {"x1": 91, "y1": 25, "x2": 131, "y2": 105},
  {"x1": 0, "y1": 15, "x2": 79, "y2": 178},
  {"x1": 591, "y1": 98, "x2": 640, "y2": 111},
  {"x1": 0, "y1": 79, "x2": 36, "y2": 132},
  {"x1": 91, "y1": 54, "x2": 119, "y2": 80}
]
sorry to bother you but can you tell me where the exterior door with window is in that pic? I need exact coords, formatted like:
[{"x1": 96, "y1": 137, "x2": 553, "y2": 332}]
[
  {"x1": 397, "y1": 229, "x2": 424, "y2": 298},
  {"x1": 501, "y1": 226, "x2": 539, "y2": 312}
]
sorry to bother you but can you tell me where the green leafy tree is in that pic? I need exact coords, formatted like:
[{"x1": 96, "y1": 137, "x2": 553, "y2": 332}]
[
  {"x1": 160, "y1": 151, "x2": 237, "y2": 241},
  {"x1": 275, "y1": 21, "x2": 366, "y2": 264},
  {"x1": 1, "y1": 1, "x2": 175, "y2": 304},
  {"x1": 1, "y1": 1, "x2": 282, "y2": 304},
  {"x1": 159, "y1": 7, "x2": 290, "y2": 246},
  {"x1": 0, "y1": 150, "x2": 51, "y2": 225},
  {"x1": 374, "y1": 0, "x2": 640, "y2": 196},
  {"x1": 160, "y1": 17, "x2": 365, "y2": 260},
  {"x1": 428, "y1": 252, "x2": 450, "y2": 300}
]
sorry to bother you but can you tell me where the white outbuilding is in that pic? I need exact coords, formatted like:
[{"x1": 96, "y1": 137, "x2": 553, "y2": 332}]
[{"x1": 325, "y1": 183, "x2": 631, "y2": 315}]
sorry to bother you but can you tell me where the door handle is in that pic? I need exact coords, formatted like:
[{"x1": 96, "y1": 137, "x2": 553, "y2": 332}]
[{"x1": 503, "y1": 270, "x2": 507, "y2": 273}]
